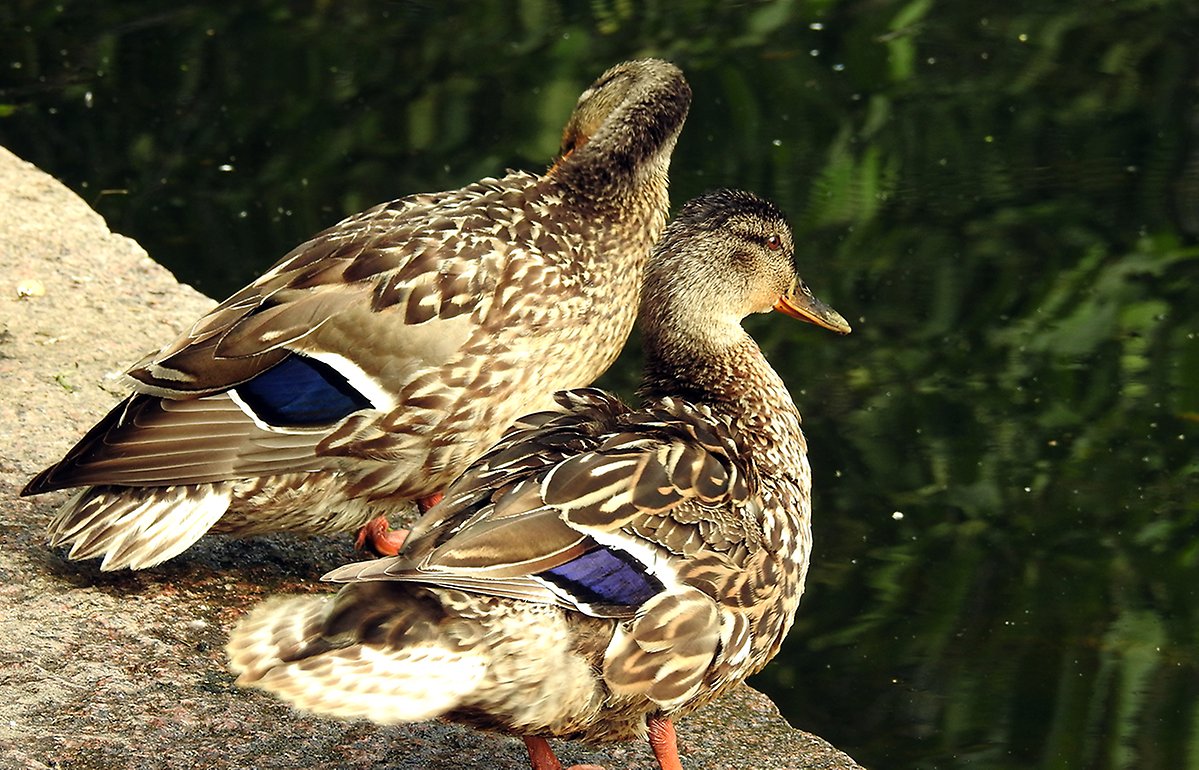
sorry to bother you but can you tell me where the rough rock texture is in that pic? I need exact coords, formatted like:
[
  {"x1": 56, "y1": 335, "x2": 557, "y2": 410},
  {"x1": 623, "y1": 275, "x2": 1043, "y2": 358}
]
[{"x1": 0, "y1": 145, "x2": 863, "y2": 770}]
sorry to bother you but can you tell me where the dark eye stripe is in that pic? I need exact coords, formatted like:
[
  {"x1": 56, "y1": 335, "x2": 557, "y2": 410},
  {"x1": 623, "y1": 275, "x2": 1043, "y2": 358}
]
[{"x1": 728, "y1": 227, "x2": 784, "y2": 251}]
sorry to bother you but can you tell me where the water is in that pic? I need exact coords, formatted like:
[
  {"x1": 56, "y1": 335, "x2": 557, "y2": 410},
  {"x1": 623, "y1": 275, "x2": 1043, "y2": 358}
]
[{"x1": 3, "y1": 2, "x2": 1197, "y2": 768}]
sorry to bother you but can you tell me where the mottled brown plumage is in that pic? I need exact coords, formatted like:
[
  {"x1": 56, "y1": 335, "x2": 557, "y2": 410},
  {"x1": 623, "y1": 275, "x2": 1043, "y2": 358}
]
[
  {"x1": 23, "y1": 59, "x2": 691, "y2": 570},
  {"x1": 227, "y1": 189, "x2": 851, "y2": 770}
]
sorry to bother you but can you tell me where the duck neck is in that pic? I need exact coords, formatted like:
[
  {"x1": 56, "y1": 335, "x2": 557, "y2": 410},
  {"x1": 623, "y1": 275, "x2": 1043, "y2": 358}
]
[
  {"x1": 639, "y1": 312, "x2": 807, "y2": 477},
  {"x1": 554, "y1": 76, "x2": 690, "y2": 210}
]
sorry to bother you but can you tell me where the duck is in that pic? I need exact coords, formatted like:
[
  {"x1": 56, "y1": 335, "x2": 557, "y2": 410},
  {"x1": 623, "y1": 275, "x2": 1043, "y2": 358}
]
[
  {"x1": 21, "y1": 58, "x2": 692, "y2": 571},
  {"x1": 226, "y1": 189, "x2": 852, "y2": 770}
]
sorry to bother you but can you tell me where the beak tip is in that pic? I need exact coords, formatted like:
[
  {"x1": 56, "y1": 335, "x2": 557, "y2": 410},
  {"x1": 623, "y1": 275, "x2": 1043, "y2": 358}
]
[{"x1": 775, "y1": 296, "x2": 853, "y2": 335}]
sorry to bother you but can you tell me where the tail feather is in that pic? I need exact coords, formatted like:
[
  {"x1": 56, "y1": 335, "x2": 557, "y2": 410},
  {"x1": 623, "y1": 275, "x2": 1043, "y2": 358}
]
[
  {"x1": 47, "y1": 484, "x2": 232, "y2": 570},
  {"x1": 227, "y1": 595, "x2": 338, "y2": 681},
  {"x1": 227, "y1": 594, "x2": 488, "y2": 723},
  {"x1": 253, "y1": 644, "x2": 488, "y2": 722}
]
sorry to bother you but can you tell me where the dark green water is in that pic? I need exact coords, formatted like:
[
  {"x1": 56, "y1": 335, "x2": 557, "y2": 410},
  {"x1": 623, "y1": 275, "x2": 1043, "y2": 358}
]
[{"x1": 3, "y1": 2, "x2": 1197, "y2": 768}]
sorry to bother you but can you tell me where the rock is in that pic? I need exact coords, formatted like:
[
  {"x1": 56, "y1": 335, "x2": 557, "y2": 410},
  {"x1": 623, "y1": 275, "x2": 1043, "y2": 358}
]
[{"x1": 0, "y1": 145, "x2": 863, "y2": 770}]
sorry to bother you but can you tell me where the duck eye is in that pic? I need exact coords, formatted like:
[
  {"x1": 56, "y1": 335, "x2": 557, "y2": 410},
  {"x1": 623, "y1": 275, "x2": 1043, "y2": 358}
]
[{"x1": 766, "y1": 234, "x2": 782, "y2": 251}]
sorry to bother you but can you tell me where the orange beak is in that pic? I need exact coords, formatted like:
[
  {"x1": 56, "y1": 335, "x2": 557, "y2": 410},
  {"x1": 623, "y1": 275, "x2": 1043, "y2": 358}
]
[{"x1": 773, "y1": 282, "x2": 852, "y2": 335}]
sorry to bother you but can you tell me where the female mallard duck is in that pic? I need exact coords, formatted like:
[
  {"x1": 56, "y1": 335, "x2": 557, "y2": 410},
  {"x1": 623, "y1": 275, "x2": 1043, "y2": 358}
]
[
  {"x1": 226, "y1": 189, "x2": 851, "y2": 770},
  {"x1": 22, "y1": 59, "x2": 691, "y2": 571}
]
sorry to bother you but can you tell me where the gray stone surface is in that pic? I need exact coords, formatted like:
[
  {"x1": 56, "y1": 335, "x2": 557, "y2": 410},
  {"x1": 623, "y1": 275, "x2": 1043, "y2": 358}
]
[{"x1": 0, "y1": 145, "x2": 863, "y2": 770}]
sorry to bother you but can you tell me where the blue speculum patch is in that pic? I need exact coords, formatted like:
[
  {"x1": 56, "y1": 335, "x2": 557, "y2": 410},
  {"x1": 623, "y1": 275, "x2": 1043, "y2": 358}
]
[
  {"x1": 539, "y1": 545, "x2": 664, "y2": 607},
  {"x1": 235, "y1": 354, "x2": 372, "y2": 426}
]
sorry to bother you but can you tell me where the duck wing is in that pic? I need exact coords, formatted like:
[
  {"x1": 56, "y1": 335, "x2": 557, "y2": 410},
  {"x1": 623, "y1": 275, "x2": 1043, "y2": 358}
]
[
  {"x1": 26, "y1": 175, "x2": 545, "y2": 493},
  {"x1": 129, "y1": 178, "x2": 534, "y2": 397},
  {"x1": 325, "y1": 389, "x2": 756, "y2": 616},
  {"x1": 324, "y1": 388, "x2": 758, "y2": 709}
]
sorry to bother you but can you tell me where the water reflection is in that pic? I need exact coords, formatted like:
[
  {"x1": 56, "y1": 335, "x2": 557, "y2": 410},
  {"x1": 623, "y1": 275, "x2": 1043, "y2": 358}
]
[{"x1": 2, "y1": 2, "x2": 1196, "y2": 768}]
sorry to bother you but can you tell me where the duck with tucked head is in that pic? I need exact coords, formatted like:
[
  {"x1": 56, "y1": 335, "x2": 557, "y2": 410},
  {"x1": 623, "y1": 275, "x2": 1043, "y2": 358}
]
[
  {"x1": 23, "y1": 59, "x2": 691, "y2": 570},
  {"x1": 226, "y1": 189, "x2": 851, "y2": 770}
]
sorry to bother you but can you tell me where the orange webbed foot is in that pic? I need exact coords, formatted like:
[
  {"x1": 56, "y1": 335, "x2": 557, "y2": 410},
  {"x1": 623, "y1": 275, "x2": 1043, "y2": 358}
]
[
  {"x1": 354, "y1": 515, "x2": 409, "y2": 557},
  {"x1": 417, "y1": 491, "x2": 444, "y2": 513},
  {"x1": 353, "y1": 491, "x2": 445, "y2": 557}
]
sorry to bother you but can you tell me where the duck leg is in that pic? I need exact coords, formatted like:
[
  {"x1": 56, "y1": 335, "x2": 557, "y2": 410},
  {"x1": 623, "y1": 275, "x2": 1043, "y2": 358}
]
[
  {"x1": 354, "y1": 492, "x2": 444, "y2": 556},
  {"x1": 524, "y1": 723, "x2": 682, "y2": 770},
  {"x1": 647, "y1": 715, "x2": 684, "y2": 770},
  {"x1": 522, "y1": 736, "x2": 604, "y2": 770}
]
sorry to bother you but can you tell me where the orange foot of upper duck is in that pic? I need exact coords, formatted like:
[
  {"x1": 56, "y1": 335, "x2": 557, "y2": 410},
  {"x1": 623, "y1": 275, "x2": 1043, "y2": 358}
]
[
  {"x1": 354, "y1": 515, "x2": 409, "y2": 556},
  {"x1": 417, "y1": 491, "x2": 444, "y2": 513},
  {"x1": 353, "y1": 492, "x2": 444, "y2": 557}
]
